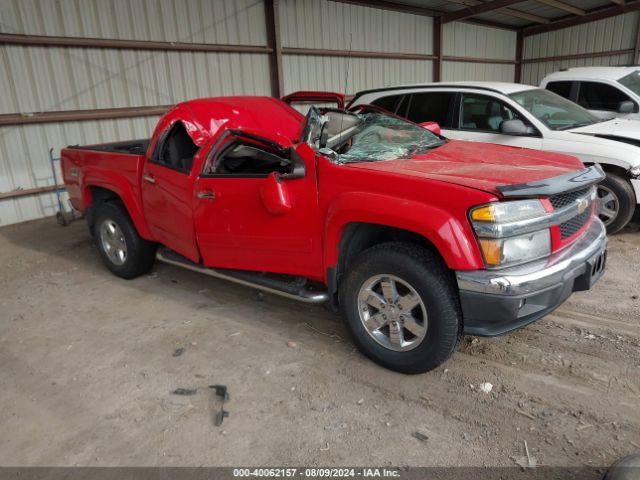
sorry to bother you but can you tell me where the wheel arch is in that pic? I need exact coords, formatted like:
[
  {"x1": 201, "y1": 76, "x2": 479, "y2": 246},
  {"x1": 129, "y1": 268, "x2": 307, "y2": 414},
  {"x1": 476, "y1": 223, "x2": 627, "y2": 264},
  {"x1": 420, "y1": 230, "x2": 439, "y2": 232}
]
[
  {"x1": 328, "y1": 223, "x2": 442, "y2": 300},
  {"x1": 587, "y1": 162, "x2": 638, "y2": 205},
  {"x1": 84, "y1": 183, "x2": 153, "y2": 240},
  {"x1": 593, "y1": 162, "x2": 632, "y2": 178},
  {"x1": 326, "y1": 217, "x2": 483, "y2": 307}
]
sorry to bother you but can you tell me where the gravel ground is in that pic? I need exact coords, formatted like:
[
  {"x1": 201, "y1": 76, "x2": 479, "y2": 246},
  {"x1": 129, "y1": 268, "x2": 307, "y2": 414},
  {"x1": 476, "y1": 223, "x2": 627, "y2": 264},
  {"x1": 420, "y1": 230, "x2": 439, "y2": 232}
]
[{"x1": 0, "y1": 216, "x2": 638, "y2": 468}]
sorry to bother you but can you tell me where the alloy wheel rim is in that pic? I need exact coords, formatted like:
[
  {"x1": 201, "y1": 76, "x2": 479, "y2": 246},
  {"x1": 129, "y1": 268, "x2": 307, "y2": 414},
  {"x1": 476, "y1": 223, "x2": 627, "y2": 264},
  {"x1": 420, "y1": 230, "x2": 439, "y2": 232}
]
[
  {"x1": 99, "y1": 219, "x2": 127, "y2": 266},
  {"x1": 596, "y1": 185, "x2": 619, "y2": 226},
  {"x1": 357, "y1": 274, "x2": 428, "y2": 352}
]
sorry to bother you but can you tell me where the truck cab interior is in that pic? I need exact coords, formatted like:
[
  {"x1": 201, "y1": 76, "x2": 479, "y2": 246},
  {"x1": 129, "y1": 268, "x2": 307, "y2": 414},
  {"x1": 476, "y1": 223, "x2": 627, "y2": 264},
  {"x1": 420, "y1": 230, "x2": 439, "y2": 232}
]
[
  {"x1": 216, "y1": 143, "x2": 292, "y2": 176},
  {"x1": 154, "y1": 121, "x2": 199, "y2": 173}
]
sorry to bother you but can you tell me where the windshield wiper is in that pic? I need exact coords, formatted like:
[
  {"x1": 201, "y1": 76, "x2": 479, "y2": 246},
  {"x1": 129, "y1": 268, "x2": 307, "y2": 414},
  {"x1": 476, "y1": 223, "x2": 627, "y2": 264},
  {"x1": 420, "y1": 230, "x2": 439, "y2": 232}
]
[{"x1": 556, "y1": 121, "x2": 595, "y2": 131}]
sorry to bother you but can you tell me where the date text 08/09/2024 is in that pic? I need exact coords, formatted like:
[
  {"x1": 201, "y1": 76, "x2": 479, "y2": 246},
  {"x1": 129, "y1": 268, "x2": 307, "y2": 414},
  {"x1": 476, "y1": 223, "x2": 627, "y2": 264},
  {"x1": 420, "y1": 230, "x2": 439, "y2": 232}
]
[{"x1": 233, "y1": 468, "x2": 400, "y2": 478}]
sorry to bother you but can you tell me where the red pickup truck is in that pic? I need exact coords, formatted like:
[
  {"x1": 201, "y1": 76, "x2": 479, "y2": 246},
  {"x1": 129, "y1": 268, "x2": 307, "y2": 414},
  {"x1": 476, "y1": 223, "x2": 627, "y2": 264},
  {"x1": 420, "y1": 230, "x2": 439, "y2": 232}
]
[{"x1": 61, "y1": 96, "x2": 607, "y2": 373}]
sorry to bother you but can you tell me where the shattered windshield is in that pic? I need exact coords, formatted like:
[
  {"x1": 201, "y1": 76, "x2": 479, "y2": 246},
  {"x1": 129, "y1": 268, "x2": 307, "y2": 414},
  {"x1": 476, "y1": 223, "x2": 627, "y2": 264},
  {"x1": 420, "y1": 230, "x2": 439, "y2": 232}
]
[{"x1": 302, "y1": 107, "x2": 445, "y2": 164}]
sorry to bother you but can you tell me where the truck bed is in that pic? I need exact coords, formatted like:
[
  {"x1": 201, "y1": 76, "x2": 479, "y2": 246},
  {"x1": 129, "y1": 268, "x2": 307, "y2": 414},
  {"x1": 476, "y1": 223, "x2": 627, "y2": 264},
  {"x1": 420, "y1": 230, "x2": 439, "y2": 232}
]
[
  {"x1": 66, "y1": 139, "x2": 150, "y2": 155},
  {"x1": 61, "y1": 139, "x2": 150, "y2": 214}
]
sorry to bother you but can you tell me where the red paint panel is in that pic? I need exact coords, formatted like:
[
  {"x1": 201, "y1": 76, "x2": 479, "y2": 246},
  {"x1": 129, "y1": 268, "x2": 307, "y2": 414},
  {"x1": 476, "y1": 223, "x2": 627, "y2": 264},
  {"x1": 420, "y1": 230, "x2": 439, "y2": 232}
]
[
  {"x1": 149, "y1": 97, "x2": 303, "y2": 153},
  {"x1": 346, "y1": 140, "x2": 584, "y2": 197},
  {"x1": 60, "y1": 147, "x2": 154, "y2": 240},
  {"x1": 193, "y1": 142, "x2": 323, "y2": 280},
  {"x1": 315, "y1": 154, "x2": 492, "y2": 272}
]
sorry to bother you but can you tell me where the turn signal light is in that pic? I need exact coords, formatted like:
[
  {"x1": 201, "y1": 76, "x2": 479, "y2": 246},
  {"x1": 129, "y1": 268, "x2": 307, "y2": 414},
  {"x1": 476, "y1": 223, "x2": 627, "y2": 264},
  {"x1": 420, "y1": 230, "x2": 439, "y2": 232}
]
[
  {"x1": 471, "y1": 206, "x2": 496, "y2": 222},
  {"x1": 478, "y1": 239, "x2": 502, "y2": 266}
]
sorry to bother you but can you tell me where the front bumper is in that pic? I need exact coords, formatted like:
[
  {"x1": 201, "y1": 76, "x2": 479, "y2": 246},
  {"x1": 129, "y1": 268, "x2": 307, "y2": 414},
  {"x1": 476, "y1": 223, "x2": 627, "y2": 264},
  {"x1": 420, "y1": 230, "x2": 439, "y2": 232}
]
[{"x1": 456, "y1": 218, "x2": 608, "y2": 336}]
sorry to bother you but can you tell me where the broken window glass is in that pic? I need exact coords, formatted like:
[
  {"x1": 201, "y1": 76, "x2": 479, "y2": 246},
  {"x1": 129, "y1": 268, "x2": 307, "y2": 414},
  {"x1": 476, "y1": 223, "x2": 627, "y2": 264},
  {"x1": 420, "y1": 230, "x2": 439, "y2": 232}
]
[{"x1": 302, "y1": 107, "x2": 445, "y2": 165}]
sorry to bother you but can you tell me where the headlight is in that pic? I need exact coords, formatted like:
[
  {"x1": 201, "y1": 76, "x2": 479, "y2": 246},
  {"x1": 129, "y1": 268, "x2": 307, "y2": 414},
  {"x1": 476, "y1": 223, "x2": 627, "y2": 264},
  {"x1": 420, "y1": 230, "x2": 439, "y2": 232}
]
[
  {"x1": 478, "y1": 230, "x2": 551, "y2": 267},
  {"x1": 470, "y1": 199, "x2": 546, "y2": 223},
  {"x1": 470, "y1": 200, "x2": 551, "y2": 268},
  {"x1": 630, "y1": 166, "x2": 640, "y2": 178}
]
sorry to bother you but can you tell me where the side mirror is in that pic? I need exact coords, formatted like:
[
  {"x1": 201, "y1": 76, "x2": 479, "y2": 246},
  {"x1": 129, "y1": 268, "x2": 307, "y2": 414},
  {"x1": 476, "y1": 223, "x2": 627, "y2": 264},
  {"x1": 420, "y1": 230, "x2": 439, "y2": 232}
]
[
  {"x1": 500, "y1": 119, "x2": 534, "y2": 135},
  {"x1": 617, "y1": 100, "x2": 636, "y2": 114},
  {"x1": 279, "y1": 147, "x2": 306, "y2": 180},
  {"x1": 260, "y1": 172, "x2": 292, "y2": 216},
  {"x1": 419, "y1": 121, "x2": 441, "y2": 136}
]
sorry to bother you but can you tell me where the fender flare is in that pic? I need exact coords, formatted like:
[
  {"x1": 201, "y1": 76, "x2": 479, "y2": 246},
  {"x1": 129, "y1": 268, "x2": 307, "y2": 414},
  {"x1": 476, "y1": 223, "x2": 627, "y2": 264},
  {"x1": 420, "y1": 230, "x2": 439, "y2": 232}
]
[
  {"x1": 83, "y1": 171, "x2": 154, "y2": 240},
  {"x1": 323, "y1": 192, "x2": 484, "y2": 272}
]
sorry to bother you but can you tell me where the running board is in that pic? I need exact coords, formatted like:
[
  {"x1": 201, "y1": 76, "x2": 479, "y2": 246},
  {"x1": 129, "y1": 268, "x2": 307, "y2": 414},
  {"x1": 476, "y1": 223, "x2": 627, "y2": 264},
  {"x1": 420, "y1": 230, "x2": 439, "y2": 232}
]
[{"x1": 156, "y1": 248, "x2": 329, "y2": 304}]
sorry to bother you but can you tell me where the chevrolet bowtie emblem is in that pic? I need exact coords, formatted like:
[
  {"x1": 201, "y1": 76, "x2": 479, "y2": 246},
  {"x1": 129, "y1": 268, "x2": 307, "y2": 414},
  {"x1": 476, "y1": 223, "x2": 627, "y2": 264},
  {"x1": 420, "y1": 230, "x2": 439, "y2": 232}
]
[{"x1": 577, "y1": 197, "x2": 589, "y2": 214}]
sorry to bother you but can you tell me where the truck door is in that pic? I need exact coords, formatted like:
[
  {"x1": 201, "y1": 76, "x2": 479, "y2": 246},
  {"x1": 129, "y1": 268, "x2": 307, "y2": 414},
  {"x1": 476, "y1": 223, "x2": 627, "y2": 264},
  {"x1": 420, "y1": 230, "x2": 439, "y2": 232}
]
[
  {"x1": 140, "y1": 121, "x2": 201, "y2": 262},
  {"x1": 192, "y1": 131, "x2": 323, "y2": 279}
]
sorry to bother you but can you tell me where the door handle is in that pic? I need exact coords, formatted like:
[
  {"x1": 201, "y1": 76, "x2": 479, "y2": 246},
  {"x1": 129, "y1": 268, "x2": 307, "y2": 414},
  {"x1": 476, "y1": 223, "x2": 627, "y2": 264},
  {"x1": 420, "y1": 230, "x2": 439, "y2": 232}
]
[
  {"x1": 143, "y1": 175, "x2": 156, "y2": 184},
  {"x1": 197, "y1": 190, "x2": 215, "y2": 200}
]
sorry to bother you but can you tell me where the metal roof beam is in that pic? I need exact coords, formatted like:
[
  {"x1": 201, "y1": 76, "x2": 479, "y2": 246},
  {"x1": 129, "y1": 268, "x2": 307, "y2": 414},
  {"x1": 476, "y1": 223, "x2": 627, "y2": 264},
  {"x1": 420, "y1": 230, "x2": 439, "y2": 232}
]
[
  {"x1": 498, "y1": 8, "x2": 549, "y2": 22},
  {"x1": 533, "y1": 0, "x2": 585, "y2": 15},
  {"x1": 330, "y1": 0, "x2": 439, "y2": 16},
  {"x1": 445, "y1": 0, "x2": 549, "y2": 23},
  {"x1": 332, "y1": 0, "x2": 520, "y2": 30},
  {"x1": 442, "y1": 0, "x2": 527, "y2": 23},
  {"x1": 524, "y1": 0, "x2": 640, "y2": 36}
]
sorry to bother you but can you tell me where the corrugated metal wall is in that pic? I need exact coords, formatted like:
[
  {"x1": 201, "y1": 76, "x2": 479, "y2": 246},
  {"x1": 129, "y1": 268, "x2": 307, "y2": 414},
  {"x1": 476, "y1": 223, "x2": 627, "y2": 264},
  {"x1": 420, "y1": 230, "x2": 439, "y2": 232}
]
[
  {"x1": 280, "y1": 0, "x2": 434, "y2": 93},
  {"x1": 280, "y1": 0, "x2": 433, "y2": 54},
  {"x1": 0, "y1": 0, "x2": 267, "y2": 44},
  {"x1": 283, "y1": 55, "x2": 433, "y2": 94},
  {"x1": 0, "y1": 0, "x2": 271, "y2": 226},
  {"x1": 0, "y1": 0, "x2": 524, "y2": 226},
  {"x1": 522, "y1": 11, "x2": 640, "y2": 86},
  {"x1": 442, "y1": 23, "x2": 517, "y2": 82},
  {"x1": 279, "y1": 1, "x2": 518, "y2": 91}
]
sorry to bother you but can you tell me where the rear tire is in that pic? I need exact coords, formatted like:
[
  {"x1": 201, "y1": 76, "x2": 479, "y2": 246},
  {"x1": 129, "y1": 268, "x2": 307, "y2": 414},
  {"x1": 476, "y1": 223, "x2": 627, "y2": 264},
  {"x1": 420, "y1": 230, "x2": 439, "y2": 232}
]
[
  {"x1": 597, "y1": 173, "x2": 636, "y2": 234},
  {"x1": 94, "y1": 202, "x2": 156, "y2": 279},
  {"x1": 339, "y1": 242, "x2": 461, "y2": 374}
]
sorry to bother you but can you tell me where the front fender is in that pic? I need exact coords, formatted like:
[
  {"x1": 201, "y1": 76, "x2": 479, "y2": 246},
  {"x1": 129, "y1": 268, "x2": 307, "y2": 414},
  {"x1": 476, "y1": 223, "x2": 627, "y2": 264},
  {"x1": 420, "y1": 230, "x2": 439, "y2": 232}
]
[
  {"x1": 83, "y1": 170, "x2": 154, "y2": 240},
  {"x1": 323, "y1": 192, "x2": 485, "y2": 271}
]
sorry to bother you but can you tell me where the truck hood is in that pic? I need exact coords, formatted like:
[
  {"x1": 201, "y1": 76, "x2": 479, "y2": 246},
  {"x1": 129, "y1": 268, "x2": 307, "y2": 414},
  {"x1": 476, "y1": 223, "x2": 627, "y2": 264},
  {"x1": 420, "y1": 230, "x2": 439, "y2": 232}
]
[
  {"x1": 346, "y1": 140, "x2": 584, "y2": 196},
  {"x1": 569, "y1": 118, "x2": 640, "y2": 144}
]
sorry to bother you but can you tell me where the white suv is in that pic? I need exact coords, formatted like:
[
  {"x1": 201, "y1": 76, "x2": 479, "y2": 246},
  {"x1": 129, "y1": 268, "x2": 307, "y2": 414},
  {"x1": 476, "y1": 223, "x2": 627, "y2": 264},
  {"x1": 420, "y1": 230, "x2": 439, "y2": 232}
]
[
  {"x1": 541, "y1": 67, "x2": 640, "y2": 121},
  {"x1": 349, "y1": 82, "x2": 640, "y2": 233}
]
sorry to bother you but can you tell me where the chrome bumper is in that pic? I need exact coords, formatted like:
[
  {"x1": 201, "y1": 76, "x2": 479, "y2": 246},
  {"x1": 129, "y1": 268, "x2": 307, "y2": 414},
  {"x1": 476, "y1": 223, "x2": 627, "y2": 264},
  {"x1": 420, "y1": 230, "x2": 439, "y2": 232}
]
[{"x1": 456, "y1": 218, "x2": 607, "y2": 336}]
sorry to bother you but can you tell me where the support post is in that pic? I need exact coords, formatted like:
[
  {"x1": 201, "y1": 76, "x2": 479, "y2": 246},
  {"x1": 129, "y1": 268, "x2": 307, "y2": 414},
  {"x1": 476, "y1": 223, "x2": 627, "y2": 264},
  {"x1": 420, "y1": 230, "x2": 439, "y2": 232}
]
[
  {"x1": 515, "y1": 30, "x2": 523, "y2": 83},
  {"x1": 634, "y1": 16, "x2": 640, "y2": 64},
  {"x1": 433, "y1": 17, "x2": 443, "y2": 82},
  {"x1": 264, "y1": 0, "x2": 284, "y2": 98}
]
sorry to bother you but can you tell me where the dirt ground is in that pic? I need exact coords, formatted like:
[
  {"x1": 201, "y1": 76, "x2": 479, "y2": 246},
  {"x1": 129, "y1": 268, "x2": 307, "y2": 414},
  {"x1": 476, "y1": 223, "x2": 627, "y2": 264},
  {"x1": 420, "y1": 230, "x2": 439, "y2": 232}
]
[{"x1": 0, "y1": 216, "x2": 639, "y2": 468}]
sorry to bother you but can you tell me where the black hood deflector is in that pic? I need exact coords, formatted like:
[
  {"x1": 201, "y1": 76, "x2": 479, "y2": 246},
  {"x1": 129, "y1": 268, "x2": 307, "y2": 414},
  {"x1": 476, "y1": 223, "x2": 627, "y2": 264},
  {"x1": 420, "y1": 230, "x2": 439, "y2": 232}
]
[{"x1": 497, "y1": 165, "x2": 605, "y2": 198}]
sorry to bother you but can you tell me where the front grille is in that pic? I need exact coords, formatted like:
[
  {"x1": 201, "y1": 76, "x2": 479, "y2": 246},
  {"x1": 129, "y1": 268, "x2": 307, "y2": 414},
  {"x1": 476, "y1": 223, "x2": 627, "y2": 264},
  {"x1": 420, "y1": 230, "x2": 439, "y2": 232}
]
[
  {"x1": 559, "y1": 206, "x2": 591, "y2": 239},
  {"x1": 549, "y1": 187, "x2": 592, "y2": 240},
  {"x1": 549, "y1": 187, "x2": 590, "y2": 210}
]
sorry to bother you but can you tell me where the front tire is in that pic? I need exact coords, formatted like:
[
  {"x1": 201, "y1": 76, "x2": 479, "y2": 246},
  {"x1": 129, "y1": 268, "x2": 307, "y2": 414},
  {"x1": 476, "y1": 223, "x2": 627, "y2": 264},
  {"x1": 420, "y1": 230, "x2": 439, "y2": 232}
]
[
  {"x1": 597, "y1": 173, "x2": 636, "y2": 234},
  {"x1": 94, "y1": 202, "x2": 156, "y2": 279},
  {"x1": 339, "y1": 242, "x2": 461, "y2": 374}
]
